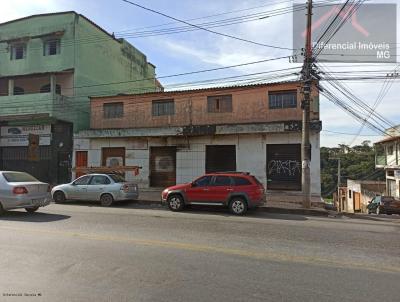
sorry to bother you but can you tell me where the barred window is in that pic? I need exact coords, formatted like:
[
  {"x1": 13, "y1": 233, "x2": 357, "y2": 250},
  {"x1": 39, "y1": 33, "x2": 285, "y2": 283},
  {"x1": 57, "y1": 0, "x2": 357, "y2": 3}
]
[
  {"x1": 269, "y1": 91, "x2": 297, "y2": 109},
  {"x1": 207, "y1": 95, "x2": 232, "y2": 113},
  {"x1": 103, "y1": 102, "x2": 124, "y2": 119},
  {"x1": 43, "y1": 39, "x2": 61, "y2": 56},
  {"x1": 10, "y1": 43, "x2": 26, "y2": 60},
  {"x1": 152, "y1": 99, "x2": 175, "y2": 116}
]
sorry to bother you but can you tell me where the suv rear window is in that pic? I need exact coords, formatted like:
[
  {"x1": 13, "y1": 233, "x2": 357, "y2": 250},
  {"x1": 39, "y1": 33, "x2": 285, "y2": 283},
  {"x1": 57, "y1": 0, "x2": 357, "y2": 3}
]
[
  {"x1": 250, "y1": 176, "x2": 263, "y2": 185},
  {"x1": 3, "y1": 172, "x2": 38, "y2": 182},
  {"x1": 232, "y1": 177, "x2": 252, "y2": 186}
]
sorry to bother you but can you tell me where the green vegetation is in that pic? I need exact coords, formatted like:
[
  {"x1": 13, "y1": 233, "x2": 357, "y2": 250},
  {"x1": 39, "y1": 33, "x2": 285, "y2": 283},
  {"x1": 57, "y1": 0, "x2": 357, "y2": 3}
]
[{"x1": 321, "y1": 141, "x2": 384, "y2": 198}]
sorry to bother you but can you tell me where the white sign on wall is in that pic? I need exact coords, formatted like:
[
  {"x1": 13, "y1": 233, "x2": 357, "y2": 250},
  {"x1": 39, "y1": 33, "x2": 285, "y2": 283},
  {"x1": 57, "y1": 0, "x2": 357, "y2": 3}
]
[{"x1": 0, "y1": 125, "x2": 52, "y2": 147}]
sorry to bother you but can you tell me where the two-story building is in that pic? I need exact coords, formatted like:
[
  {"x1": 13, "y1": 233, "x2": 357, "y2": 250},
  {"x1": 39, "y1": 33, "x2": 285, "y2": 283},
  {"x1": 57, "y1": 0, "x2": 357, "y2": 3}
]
[
  {"x1": 74, "y1": 81, "x2": 322, "y2": 204},
  {"x1": 0, "y1": 12, "x2": 158, "y2": 183},
  {"x1": 375, "y1": 126, "x2": 400, "y2": 198}
]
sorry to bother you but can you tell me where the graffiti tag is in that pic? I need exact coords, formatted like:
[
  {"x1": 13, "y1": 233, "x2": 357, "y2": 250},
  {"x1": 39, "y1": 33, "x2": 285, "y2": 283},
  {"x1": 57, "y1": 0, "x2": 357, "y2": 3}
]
[{"x1": 268, "y1": 160, "x2": 301, "y2": 176}]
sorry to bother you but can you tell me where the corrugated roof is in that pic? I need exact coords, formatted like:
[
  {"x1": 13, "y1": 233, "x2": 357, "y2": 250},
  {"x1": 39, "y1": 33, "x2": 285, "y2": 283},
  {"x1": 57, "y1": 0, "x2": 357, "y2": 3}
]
[{"x1": 90, "y1": 80, "x2": 301, "y2": 99}]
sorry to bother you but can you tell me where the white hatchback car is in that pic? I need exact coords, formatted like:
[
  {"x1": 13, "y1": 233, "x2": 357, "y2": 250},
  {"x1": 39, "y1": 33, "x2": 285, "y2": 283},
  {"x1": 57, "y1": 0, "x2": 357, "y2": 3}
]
[
  {"x1": 51, "y1": 174, "x2": 139, "y2": 207},
  {"x1": 0, "y1": 171, "x2": 51, "y2": 214}
]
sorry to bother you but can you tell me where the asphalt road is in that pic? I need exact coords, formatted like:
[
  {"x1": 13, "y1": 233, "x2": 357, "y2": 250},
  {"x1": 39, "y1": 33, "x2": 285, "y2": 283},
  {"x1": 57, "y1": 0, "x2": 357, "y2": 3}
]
[{"x1": 0, "y1": 202, "x2": 399, "y2": 302}]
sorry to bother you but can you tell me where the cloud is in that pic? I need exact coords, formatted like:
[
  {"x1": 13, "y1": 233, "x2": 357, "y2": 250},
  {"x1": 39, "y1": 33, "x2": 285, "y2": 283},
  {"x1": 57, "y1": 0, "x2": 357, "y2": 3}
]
[{"x1": 0, "y1": 0, "x2": 64, "y2": 23}]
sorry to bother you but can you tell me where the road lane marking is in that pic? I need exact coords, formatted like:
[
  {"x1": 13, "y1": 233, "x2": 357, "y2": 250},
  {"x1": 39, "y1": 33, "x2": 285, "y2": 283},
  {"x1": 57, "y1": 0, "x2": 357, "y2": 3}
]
[{"x1": 1, "y1": 225, "x2": 399, "y2": 274}]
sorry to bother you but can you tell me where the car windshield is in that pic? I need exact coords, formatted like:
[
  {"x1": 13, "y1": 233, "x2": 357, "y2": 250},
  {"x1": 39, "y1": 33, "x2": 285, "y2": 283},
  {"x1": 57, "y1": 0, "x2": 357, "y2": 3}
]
[
  {"x1": 3, "y1": 172, "x2": 39, "y2": 182},
  {"x1": 108, "y1": 174, "x2": 126, "y2": 183}
]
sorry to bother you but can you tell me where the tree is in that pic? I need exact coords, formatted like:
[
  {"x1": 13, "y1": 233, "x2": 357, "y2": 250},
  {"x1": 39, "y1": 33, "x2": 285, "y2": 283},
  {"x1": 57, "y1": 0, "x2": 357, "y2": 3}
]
[{"x1": 320, "y1": 143, "x2": 384, "y2": 198}]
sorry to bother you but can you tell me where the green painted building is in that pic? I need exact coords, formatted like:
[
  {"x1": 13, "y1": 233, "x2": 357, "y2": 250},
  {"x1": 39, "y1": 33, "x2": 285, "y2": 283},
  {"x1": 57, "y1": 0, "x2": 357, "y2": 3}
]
[{"x1": 0, "y1": 11, "x2": 159, "y2": 183}]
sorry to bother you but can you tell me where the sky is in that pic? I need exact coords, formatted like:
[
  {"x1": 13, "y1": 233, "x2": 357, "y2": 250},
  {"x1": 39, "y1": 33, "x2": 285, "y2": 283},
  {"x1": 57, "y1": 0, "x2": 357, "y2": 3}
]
[{"x1": 1, "y1": 0, "x2": 399, "y2": 147}]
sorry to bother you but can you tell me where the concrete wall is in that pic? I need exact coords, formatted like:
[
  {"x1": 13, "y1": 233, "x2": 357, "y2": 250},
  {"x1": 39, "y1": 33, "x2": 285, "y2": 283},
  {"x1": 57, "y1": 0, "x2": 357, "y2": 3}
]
[
  {"x1": 346, "y1": 180, "x2": 386, "y2": 213},
  {"x1": 0, "y1": 14, "x2": 76, "y2": 77},
  {"x1": 90, "y1": 82, "x2": 320, "y2": 129},
  {"x1": 73, "y1": 132, "x2": 321, "y2": 197},
  {"x1": 0, "y1": 12, "x2": 157, "y2": 131},
  {"x1": 72, "y1": 15, "x2": 157, "y2": 131}
]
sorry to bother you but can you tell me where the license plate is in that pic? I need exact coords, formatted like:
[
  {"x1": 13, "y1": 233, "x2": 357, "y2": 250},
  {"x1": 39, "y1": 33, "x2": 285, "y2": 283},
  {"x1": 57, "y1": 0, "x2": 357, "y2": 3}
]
[{"x1": 32, "y1": 198, "x2": 46, "y2": 206}]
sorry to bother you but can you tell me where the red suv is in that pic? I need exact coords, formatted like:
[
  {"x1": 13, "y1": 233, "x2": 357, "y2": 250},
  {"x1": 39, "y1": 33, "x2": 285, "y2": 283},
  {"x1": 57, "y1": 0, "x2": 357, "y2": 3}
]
[{"x1": 161, "y1": 172, "x2": 266, "y2": 215}]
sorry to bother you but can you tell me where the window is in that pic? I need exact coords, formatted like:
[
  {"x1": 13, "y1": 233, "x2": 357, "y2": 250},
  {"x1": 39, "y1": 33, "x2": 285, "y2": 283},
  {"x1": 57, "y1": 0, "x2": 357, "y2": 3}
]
[
  {"x1": 349, "y1": 190, "x2": 352, "y2": 198},
  {"x1": 89, "y1": 175, "x2": 111, "y2": 185},
  {"x1": 193, "y1": 176, "x2": 212, "y2": 187},
  {"x1": 73, "y1": 175, "x2": 91, "y2": 185},
  {"x1": 232, "y1": 177, "x2": 252, "y2": 186},
  {"x1": 212, "y1": 176, "x2": 232, "y2": 186},
  {"x1": 3, "y1": 172, "x2": 38, "y2": 182},
  {"x1": 207, "y1": 95, "x2": 232, "y2": 113},
  {"x1": 103, "y1": 102, "x2": 124, "y2": 119},
  {"x1": 43, "y1": 39, "x2": 60, "y2": 56},
  {"x1": 108, "y1": 174, "x2": 126, "y2": 183},
  {"x1": 10, "y1": 43, "x2": 26, "y2": 60},
  {"x1": 388, "y1": 145, "x2": 394, "y2": 155},
  {"x1": 13, "y1": 87, "x2": 24, "y2": 95},
  {"x1": 152, "y1": 99, "x2": 174, "y2": 116},
  {"x1": 269, "y1": 91, "x2": 297, "y2": 109},
  {"x1": 40, "y1": 84, "x2": 61, "y2": 94}
]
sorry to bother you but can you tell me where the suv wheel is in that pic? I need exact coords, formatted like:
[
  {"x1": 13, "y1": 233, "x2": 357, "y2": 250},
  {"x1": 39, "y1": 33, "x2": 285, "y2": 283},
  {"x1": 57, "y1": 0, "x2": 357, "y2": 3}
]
[
  {"x1": 167, "y1": 195, "x2": 184, "y2": 212},
  {"x1": 229, "y1": 198, "x2": 247, "y2": 215},
  {"x1": 0, "y1": 203, "x2": 5, "y2": 215}
]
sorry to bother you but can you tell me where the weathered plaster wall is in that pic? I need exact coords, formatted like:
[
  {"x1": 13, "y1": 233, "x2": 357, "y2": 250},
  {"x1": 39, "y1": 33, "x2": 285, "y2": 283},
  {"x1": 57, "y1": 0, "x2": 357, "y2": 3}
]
[
  {"x1": 73, "y1": 132, "x2": 321, "y2": 196},
  {"x1": 90, "y1": 82, "x2": 320, "y2": 129}
]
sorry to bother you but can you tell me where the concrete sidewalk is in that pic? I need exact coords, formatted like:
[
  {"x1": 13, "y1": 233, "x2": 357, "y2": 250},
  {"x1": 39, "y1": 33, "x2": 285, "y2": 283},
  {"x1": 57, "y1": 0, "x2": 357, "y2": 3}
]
[{"x1": 137, "y1": 189, "x2": 329, "y2": 217}]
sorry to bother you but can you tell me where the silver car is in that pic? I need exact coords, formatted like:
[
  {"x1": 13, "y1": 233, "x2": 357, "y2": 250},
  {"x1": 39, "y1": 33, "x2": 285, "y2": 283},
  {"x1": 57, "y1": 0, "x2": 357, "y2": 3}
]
[
  {"x1": 0, "y1": 171, "x2": 51, "y2": 214},
  {"x1": 51, "y1": 174, "x2": 139, "y2": 207}
]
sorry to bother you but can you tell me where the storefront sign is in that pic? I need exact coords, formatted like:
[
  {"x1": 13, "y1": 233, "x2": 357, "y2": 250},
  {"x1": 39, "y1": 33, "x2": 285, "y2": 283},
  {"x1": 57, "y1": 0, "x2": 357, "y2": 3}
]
[{"x1": 0, "y1": 125, "x2": 51, "y2": 147}]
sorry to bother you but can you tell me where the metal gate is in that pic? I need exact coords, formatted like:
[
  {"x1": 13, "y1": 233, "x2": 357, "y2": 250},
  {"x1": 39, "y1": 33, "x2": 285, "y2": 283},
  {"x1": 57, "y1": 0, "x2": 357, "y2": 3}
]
[
  {"x1": 206, "y1": 145, "x2": 236, "y2": 173},
  {"x1": 150, "y1": 147, "x2": 176, "y2": 187},
  {"x1": 266, "y1": 144, "x2": 301, "y2": 191}
]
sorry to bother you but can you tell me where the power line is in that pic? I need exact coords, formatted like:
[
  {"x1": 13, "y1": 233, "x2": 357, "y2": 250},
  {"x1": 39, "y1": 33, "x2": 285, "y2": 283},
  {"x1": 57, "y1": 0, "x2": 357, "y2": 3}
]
[
  {"x1": 347, "y1": 64, "x2": 400, "y2": 146},
  {"x1": 120, "y1": 0, "x2": 295, "y2": 51},
  {"x1": 0, "y1": 55, "x2": 294, "y2": 96},
  {"x1": 322, "y1": 130, "x2": 381, "y2": 137},
  {"x1": 0, "y1": 67, "x2": 301, "y2": 111}
]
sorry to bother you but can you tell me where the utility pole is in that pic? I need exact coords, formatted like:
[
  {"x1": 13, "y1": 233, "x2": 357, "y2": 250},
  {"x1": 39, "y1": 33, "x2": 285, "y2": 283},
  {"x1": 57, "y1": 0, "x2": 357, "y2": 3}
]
[
  {"x1": 330, "y1": 157, "x2": 341, "y2": 211},
  {"x1": 301, "y1": 0, "x2": 313, "y2": 208}
]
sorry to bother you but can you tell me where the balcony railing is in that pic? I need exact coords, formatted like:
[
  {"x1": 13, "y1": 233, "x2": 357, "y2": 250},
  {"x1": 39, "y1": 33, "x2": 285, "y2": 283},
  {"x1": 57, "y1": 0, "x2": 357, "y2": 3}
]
[{"x1": 0, "y1": 93, "x2": 71, "y2": 121}]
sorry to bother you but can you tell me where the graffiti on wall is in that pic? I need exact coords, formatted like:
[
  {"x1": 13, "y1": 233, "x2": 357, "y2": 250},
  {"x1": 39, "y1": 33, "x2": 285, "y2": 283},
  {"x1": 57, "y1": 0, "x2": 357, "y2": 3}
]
[{"x1": 267, "y1": 160, "x2": 301, "y2": 176}]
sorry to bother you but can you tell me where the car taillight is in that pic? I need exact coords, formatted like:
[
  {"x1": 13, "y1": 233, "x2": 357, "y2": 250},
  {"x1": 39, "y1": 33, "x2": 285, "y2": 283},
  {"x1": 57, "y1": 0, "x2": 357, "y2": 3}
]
[
  {"x1": 121, "y1": 184, "x2": 129, "y2": 192},
  {"x1": 13, "y1": 186, "x2": 28, "y2": 194}
]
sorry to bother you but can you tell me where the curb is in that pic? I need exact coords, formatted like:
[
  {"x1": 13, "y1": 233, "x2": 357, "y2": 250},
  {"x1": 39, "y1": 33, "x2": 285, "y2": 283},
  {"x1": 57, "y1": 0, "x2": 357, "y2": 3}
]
[
  {"x1": 258, "y1": 206, "x2": 329, "y2": 217},
  {"x1": 135, "y1": 199, "x2": 330, "y2": 217}
]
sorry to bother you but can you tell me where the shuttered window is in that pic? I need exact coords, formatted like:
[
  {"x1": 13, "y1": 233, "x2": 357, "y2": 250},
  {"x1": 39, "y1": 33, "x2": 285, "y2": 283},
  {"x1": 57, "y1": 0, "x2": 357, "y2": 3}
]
[
  {"x1": 103, "y1": 102, "x2": 124, "y2": 119},
  {"x1": 152, "y1": 100, "x2": 175, "y2": 116},
  {"x1": 207, "y1": 95, "x2": 232, "y2": 113},
  {"x1": 269, "y1": 91, "x2": 297, "y2": 109}
]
